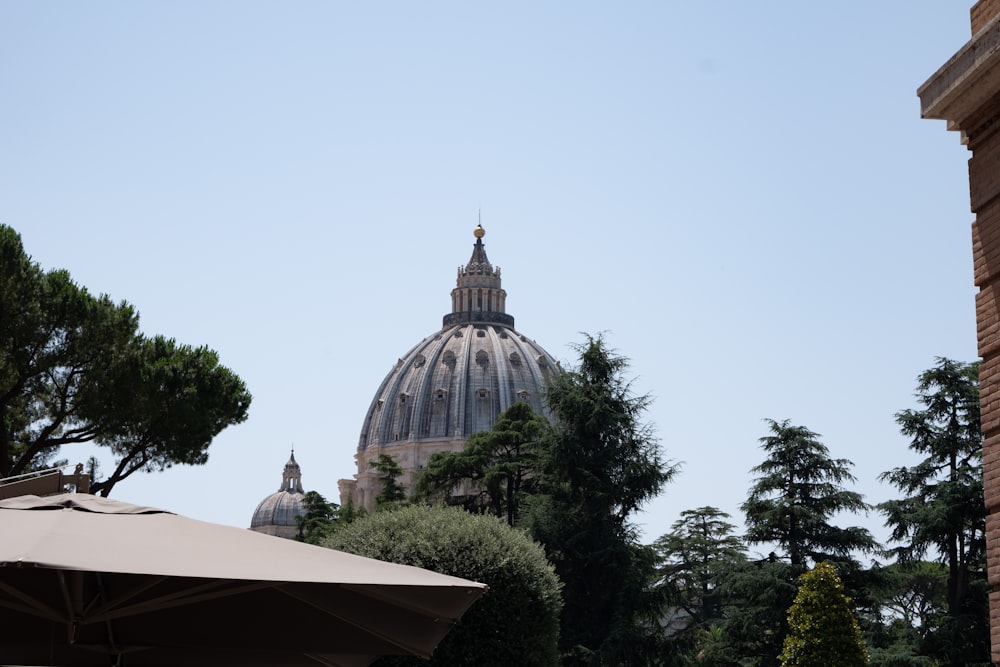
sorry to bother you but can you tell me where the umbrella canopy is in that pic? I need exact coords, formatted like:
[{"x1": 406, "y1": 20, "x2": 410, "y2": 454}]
[{"x1": 0, "y1": 493, "x2": 486, "y2": 666}]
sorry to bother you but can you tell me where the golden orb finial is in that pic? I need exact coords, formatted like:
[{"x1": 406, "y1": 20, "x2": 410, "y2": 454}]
[{"x1": 474, "y1": 224, "x2": 485, "y2": 239}]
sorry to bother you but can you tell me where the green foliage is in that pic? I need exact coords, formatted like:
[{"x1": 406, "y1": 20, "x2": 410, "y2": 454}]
[
  {"x1": 682, "y1": 625, "x2": 741, "y2": 667},
  {"x1": 731, "y1": 419, "x2": 874, "y2": 664},
  {"x1": 780, "y1": 561, "x2": 868, "y2": 666},
  {"x1": 878, "y1": 358, "x2": 988, "y2": 666},
  {"x1": 864, "y1": 562, "x2": 946, "y2": 667},
  {"x1": 525, "y1": 333, "x2": 676, "y2": 665},
  {"x1": 0, "y1": 225, "x2": 251, "y2": 494},
  {"x1": 654, "y1": 507, "x2": 747, "y2": 657},
  {"x1": 295, "y1": 490, "x2": 340, "y2": 544},
  {"x1": 540, "y1": 334, "x2": 672, "y2": 524},
  {"x1": 714, "y1": 557, "x2": 798, "y2": 667},
  {"x1": 416, "y1": 401, "x2": 548, "y2": 525},
  {"x1": 90, "y1": 335, "x2": 252, "y2": 495},
  {"x1": 743, "y1": 419, "x2": 875, "y2": 569},
  {"x1": 324, "y1": 505, "x2": 562, "y2": 667},
  {"x1": 369, "y1": 453, "x2": 407, "y2": 508}
]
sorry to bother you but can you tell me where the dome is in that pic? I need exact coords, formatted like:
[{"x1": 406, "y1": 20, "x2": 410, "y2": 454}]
[
  {"x1": 340, "y1": 225, "x2": 561, "y2": 513},
  {"x1": 250, "y1": 451, "x2": 306, "y2": 539},
  {"x1": 357, "y1": 324, "x2": 558, "y2": 448}
]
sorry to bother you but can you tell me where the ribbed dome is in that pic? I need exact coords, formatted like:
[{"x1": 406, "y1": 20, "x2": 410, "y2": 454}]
[
  {"x1": 250, "y1": 491, "x2": 305, "y2": 530},
  {"x1": 340, "y1": 224, "x2": 562, "y2": 513},
  {"x1": 250, "y1": 451, "x2": 305, "y2": 538},
  {"x1": 358, "y1": 323, "x2": 559, "y2": 449}
]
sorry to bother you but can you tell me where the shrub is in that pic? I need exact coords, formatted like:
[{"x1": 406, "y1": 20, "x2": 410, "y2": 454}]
[
  {"x1": 324, "y1": 504, "x2": 562, "y2": 667},
  {"x1": 780, "y1": 561, "x2": 868, "y2": 666}
]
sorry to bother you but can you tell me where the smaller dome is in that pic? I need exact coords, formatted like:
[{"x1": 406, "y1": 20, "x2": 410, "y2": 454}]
[
  {"x1": 250, "y1": 450, "x2": 306, "y2": 539},
  {"x1": 250, "y1": 491, "x2": 305, "y2": 531}
]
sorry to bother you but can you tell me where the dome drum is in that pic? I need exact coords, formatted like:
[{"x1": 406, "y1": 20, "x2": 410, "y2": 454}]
[{"x1": 442, "y1": 311, "x2": 514, "y2": 327}]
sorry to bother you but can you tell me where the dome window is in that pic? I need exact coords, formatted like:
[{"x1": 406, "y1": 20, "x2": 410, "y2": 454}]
[
  {"x1": 476, "y1": 329, "x2": 486, "y2": 337},
  {"x1": 442, "y1": 351, "x2": 456, "y2": 367},
  {"x1": 399, "y1": 393, "x2": 409, "y2": 404},
  {"x1": 475, "y1": 350, "x2": 489, "y2": 367},
  {"x1": 435, "y1": 389, "x2": 447, "y2": 401},
  {"x1": 509, "y1": 352, "x2": 522, "y2": 366},
  {"x1": 414, "y1": 355, "x2": 426, "y2": 368},
  {"x1": 477, "y1": 387, "x2": 490, "y2": 399},
  {"x1": 517, "y1": 390, "x2": 530, "y2": 401}
]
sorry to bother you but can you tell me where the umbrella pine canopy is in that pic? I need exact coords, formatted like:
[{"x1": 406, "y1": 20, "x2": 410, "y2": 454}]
[{"x1": 0, "y1": 494, "x2": 486, "y2": 667}]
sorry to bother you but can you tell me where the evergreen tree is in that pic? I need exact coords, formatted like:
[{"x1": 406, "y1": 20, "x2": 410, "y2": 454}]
[
  {"x1": 729, "y1": 419, "x2": 874, "y2": 665},
  {"x1": 370, "y1": 454, "x2": 407, "y2": 508},
  {"x1": 714, "y1": 556, "x2": 798, "y2": 667},
  {"x1": 295, "y1": 490, "x2": 340, "y2": 544},
  {"x1": 878, "y1": 358, "x2": 988, "y2": 666},
  {"x1": 525, "y1": 334, "x2": 676, "y2": 665},
  {"x1": 416, "y1": 401, "x2": 548, "y2": 525},
  {"x1": 0, "y1": 225, "x2": 250, "y2": 494},
  {"x1": 864, "y1": 561, "x2": 946, "y2": 666},
  {"x1": 654, "y1": 506, "x2": 747, "y2": 659},
  {"x1": 780, "y1": 561, "x2": 868, "y2": 667},
  {"x1": 742, "y1": 419, "x2": 875, "y2": 569}
]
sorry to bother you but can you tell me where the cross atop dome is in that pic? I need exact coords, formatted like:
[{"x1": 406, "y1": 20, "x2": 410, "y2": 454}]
[{"x1": 463, "y1": 224, "x2": 498, "y2": 277}]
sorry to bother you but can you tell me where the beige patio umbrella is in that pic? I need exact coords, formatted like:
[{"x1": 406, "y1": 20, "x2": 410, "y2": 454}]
[{"x1": 0, "y1": 493, "x2": 486, "y2": 666}]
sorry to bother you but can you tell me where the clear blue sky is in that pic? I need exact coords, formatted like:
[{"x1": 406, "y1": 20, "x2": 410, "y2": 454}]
[{"x1": 0, "y1": 2, "x2": 978, "y2": 553}]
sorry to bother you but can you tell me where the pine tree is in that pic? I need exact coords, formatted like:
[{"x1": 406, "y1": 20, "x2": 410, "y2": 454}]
[
  {"x1": 294, "y1": 490, "x2": 340, "y2": 544},
  {"x1": 416, "y1": 401, "x2": 547, "y2": 525},
  {"x1": 654, "y1": 506, "x2": 746, "y2": 649},
  {"x1": 526, "y1": 334, "x2": 676, "y2": 665},
  {"x1": 370, "y1": 454, "x2": 407, "y2": 508},
  {"x1": 743, "y1": 419, "x2": 875, "y2": 568},
  {"x1": 878, "y1": 358, "x2": 988, "y2": 666},
  {"x1": 729, "y1": 419, "x2": 874, "y2": 665}
]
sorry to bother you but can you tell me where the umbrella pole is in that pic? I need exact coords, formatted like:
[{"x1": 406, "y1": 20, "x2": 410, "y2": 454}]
[{"x1": 57, "y1": 569, "x2": 84, "y2": 643}]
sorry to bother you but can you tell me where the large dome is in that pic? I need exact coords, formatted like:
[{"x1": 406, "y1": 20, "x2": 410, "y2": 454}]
[
  {"x1": 358, "y1": 324, "x2": 558, "y2": 448},
  {"x1": 339, "y1": 225, "x2": 561, "y2": 512}
]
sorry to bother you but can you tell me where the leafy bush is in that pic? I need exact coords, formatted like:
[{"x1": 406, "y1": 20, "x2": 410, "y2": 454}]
[
  {"x1": 780, "y1": 561, "x2": 868, "y2": 666},
  {"x1": 324, "y1": 505, "x2": 562, "y2": 667}
]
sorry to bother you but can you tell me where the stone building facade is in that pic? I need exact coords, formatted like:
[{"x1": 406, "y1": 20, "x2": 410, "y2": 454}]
[
  {"x1": 919, "y1": 2, "x2": 1000, "y2": 659},
  {"x1": 338, "y1": 226, "x2": 560, "y2": 513}
]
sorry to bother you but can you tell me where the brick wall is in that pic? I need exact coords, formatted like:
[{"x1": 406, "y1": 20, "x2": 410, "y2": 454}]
[
  {"x1": 966, "y1": 39, "x2": 1000, "y2": 658},
  {"x1": 974, "y1": 0, "x2": 1000, "y2": 35},
  {"x1": 922, "y1": 2, "x2": 1000, "y2": 662}
]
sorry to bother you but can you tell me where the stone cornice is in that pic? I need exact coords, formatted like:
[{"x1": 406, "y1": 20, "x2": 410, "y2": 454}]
[{"x1": 919, "y1": 15, "x2": 1000, "y2": 131}]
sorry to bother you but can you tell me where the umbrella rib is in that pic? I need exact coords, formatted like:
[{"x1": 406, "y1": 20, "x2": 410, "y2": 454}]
[
  {"x1": 304, "y1": 654, "x2": 347, "y2": 667},
  {"x1": 304, "y1": 653, "x2": 373, "y2": 667},
  {"x1": 86, "y1": 579, "x2": 280, "y2": 624},
  {"x1": 278, "y1": 586, "x2": 444, "y2": 660},
  {"x1": 87, "y1": 575, "x2": 169, "y2": 618},
  {"x1": 0, "y1": 580, "x2": 65, "y2": 622},
  {"x1": 341, "y1": 583, "x2": 466, "y2": 622}
]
